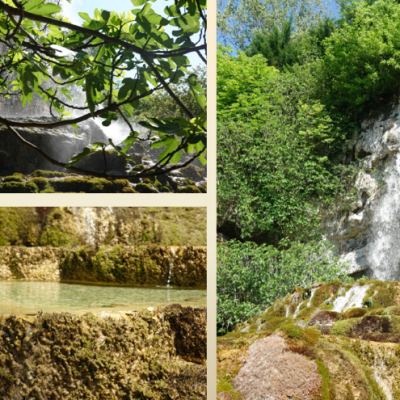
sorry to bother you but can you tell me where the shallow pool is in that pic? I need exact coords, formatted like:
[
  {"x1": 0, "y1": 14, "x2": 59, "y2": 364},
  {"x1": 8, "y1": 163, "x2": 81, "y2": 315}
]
[{"x1": 0, "y1": 281, "x2": 206, "y2": 315}]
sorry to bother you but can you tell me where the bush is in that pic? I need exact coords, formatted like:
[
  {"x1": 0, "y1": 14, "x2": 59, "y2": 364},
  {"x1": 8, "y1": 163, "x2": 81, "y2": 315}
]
[
  {"x1": 322, "y1": 0, "x2": 400, "y2": 114},
  {"x1": 217, "y1": 239, "x2": 352, "y2": 334}
]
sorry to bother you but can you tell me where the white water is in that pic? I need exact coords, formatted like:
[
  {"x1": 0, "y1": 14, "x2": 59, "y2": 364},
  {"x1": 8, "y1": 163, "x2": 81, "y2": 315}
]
[
  {"x1": 368, "y1": 152, "x2": 400, "y2": 281},
  {"x1": 82, "y1": 208, "x2": 97, "y2": 246},
  {"x1": 332, "y1": 284, "x2": 370, "y2": 313}
]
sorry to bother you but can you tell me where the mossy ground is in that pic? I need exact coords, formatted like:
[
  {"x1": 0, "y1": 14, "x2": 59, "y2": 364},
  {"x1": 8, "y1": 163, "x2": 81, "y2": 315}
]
[
  {"x1": 217, "y1": 280, "x2": 400, "y2": 399},
  {"x1": 1, "y1": 169, "x2": 206, "y2": 193}
]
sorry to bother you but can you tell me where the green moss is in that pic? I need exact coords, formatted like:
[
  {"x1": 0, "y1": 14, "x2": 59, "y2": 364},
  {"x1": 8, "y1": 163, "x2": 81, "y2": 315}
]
[
  {"x1": 178, "y1": 185, "x2": 202, "y2": 193},
  {"x1": 3, "y1": 175, "x2": 23, "y2": 183},
  {"x1": 385, "y1": 306, "x2": 400, "y2": 316},
  {"x1": 30, "y1": 177, "x2": 48, "y2": 191},
  {"x1": 312, "y1": 287, "x2": 331, "y2": 307},
  {"x1": 316, "y1": 359, "x2": 331, "y2": 400},
  {"x1": 161, "y1": 186, "x2": 171, "y2": 192},
  {"x1": 279, "y1": 323, "x2": 305, "y2": 340},
  {"x1": 217, "y1": 379, "x2": 242, "y2": 399},
  {"x1": 51, "y1": 177, "x2": 130, "y2": 193},
  {"x1": 0, "y1": 208, "x2": 40, "y2": 246},
  {"x1": 31, "y1": 170, "x2": 75, "y2": 178},
  {"x1": 198, "y1": 182, "x2": 207, "y2": 193},
  {"x1": 343, "y1": 308, "x2": 367, "y2": 319},
  {"x1": 370, "y1": 285, "x2": 397, "y2": 308},
  {"x1": 135, "y1": 183, "x2": 158, "y2": 193},
  {"x1": 331, "y1": 318, "x2": 361, "y2": 336},
  {"x1": 122, "y1": 186, "x2": 137, "y2": 193},
  {"x1": 0, "y1": 182, "x2": 34, "y2": 193},
  {"x1": 25, "y1": 181, "x2": 39, "y2": 193},
  {"x1": 39, "y1": 226, "x2": 81, "y2": 247}
]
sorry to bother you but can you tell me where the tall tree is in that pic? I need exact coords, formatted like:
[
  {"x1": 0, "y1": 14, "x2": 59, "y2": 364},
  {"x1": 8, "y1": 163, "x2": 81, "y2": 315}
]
[{"x1": 218, "y1": 0, "x2": 328, "y2": 50}]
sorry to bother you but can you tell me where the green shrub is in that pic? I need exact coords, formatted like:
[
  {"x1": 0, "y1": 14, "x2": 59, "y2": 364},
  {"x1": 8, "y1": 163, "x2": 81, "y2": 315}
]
[
  {"x1": 217, "y1": 239, "x2": 352, "y2": 334},
  {"x1": 322, "y1": 0, "x2": 400, "y2": 114}
]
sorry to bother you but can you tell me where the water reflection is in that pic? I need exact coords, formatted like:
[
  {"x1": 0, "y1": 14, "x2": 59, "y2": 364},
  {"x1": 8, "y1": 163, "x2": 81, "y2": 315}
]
[{"x1": 0, "y1": 281, "x2": 206, "y2": 314}]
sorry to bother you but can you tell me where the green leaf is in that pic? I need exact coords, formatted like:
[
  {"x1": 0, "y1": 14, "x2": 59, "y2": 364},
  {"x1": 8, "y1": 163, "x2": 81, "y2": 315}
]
[
  {"x1": 78, "y1": 12, "x2": 92, "y2": 22},
  {"x1": 188, "y1": 74, "x2": 206, "y2": 110},
  {"x1": 28, "y1": 3, "x2": 61, "y2": 16},
  {"x1": 131, "y1": 0, "x2": 148, "y2": 6},
  {"x1": 66, "y1": 147, "x2": 92, "y2": 166}
]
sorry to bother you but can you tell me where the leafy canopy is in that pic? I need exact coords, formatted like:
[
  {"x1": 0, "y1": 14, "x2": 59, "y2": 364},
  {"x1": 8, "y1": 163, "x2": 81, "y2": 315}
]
[
  {"x1": 0, "y1": 0, "x2": 207, "y2": 178},
  {"x1": 217, "y1": 0, "x2": 329, "y2": 50}
]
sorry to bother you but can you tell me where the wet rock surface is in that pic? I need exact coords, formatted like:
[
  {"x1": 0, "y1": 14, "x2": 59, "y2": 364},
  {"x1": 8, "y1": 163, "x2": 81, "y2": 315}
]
[
  {"x1": 324, "y1": 103, "x2": 400, "y2": 279},
  {"x1": 217, "y1": 280, "x2": 400, "y2": 400},
  {"x1": 0, "y1": 306, "x2": 207, "y2": 399},
  {"x1": 0, "y1": 245, "x2": 207, "y2": 288}
]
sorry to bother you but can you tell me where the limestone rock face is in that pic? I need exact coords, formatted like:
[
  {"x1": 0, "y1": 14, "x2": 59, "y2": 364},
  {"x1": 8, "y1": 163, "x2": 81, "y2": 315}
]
[{"x1": 325, "y1": 104, "x2": 400, "y2": 277}]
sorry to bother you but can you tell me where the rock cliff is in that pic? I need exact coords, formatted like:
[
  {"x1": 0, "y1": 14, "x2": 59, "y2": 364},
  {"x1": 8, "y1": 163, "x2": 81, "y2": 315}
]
[{"x1": 325, "y1": 104, "x2": 400, "y2": 280}]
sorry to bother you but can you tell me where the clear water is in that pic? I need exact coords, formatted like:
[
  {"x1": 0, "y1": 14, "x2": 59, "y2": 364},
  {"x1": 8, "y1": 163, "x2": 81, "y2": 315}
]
[{"x1": 0, "y1": 281, "x2": 206, "y2": 315}]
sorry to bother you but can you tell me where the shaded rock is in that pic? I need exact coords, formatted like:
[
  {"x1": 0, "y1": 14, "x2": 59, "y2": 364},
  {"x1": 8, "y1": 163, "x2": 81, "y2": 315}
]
[
  {"x1": 0, "y1": 119, "x2": 108, "y2": 175},
  {"x1": 164, "y1": 304, "x2": 207, "y2": 364}
]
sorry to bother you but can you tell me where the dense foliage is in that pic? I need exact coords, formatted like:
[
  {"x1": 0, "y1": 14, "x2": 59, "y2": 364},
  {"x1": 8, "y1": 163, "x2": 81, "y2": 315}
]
[
  {"x1": 217, "y1": 0, "x2": 329, "y2": 50},
  {"x1": 217, "y1": 240, "x2": 351, "y2": 334},
  {"x1": 217, "y1": 47, "x2": 354, "y2": 239},
  {"x1": 217, "y1": 0, "x2": 400, "y2": 333},
  {"x1": 0, "y1": 0, "x2": 207, "y2": 178}
]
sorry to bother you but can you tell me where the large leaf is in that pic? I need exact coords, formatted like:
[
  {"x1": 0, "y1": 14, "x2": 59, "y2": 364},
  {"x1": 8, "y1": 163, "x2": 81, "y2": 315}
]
[
  {"x1": 27, "y1": 3, "x2": 61, "y2": 16},
  {"x1": 188, "y1": 74, "x2": 206, "y2": 110},
  {"x1": 66, "y1": 147, "x2": 92, "y2": 167}
]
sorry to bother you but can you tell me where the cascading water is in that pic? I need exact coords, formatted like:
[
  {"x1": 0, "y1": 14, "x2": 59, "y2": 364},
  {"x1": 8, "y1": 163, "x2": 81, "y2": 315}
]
[
  {"x1": 82, "y1": 208, "x2": 97, "y2": 246},
  {"x1": 166, "y1": 246, "x2": 177, "y2": 288},
  {"x1": 368, "y1": 152, "x2": 400, "y2": 281},
  {"x1": 332, "y1": 284, "x2": 370, "y2": 312}
]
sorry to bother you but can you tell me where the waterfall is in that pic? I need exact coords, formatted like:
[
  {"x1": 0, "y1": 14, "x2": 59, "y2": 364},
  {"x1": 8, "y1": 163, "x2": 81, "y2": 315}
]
[
  {"x1": 82, "y1": 208, "x2": 97, "y2": 246},
  {"x1": 166, "y1": 246, "x2": 177, "y2": 288},
  {"x1": 368, "y1": 153, "x2": 400, "y2": 280},
  {"x1": 332, "y1": 284, "x2": 370, "y2": 312}
]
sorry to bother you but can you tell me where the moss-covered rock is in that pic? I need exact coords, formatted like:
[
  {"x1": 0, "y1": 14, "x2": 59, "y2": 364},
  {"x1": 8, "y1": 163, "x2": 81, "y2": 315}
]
[
  {"x1": 60, "y1": 245, "x2": 207, "y2": 287},
  {"x1": 217, "y1": 280, "x2": 400, "y2": 400},
  {"x1": 3, "y1": 175, "x2": 23, "y2": 183},
  {"x1": 135, "y1": 182, "x2": 158, "y2": 193},
  {"x1": 178, "y1": 185, "x2": 202, "y2": 193},
  {"x1": 50, "y1": 177, "x2": 131, "y2": 193},
  {"x1": 0, "y1": 308, "x2": 206, "y2": 399},
  {"x1": 32, "y1": 170, "x2": 74, "y2": 178},
  {"x1": 0, "y1": 207, "x2": 207, "y2": 247},
  {"x1": 0, "y1": 181, "x2": 37, "y2": 193},
  {"x1": 74, "y1": 149, "x2": 128, "y2": 174}
]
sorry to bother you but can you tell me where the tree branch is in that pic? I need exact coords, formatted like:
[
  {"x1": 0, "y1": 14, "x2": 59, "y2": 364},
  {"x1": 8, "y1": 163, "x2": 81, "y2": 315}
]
[{"x1": 0, "y1": 2, "x2": 206, "y2": 59}]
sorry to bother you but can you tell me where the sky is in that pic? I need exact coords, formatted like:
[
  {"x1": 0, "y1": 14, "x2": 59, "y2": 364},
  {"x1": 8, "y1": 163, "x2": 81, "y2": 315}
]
[{"x1": 60, "y1": 0, "x2": 203, "y2": 68}]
